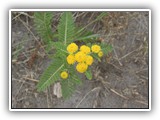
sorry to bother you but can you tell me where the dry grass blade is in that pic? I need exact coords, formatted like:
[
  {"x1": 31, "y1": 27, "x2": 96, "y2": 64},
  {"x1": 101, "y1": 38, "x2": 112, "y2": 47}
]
[
  {"x1": 110, "y1": 88, "x2": 129, "y2": 100},
  {"x1": 76, "y1": 87, "x2": 101, "y2": 108}
]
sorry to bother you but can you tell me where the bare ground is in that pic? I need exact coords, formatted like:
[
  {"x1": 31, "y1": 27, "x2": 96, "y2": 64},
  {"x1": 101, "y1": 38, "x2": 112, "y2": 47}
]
[{"x1": 11, "y1": 11, "x2": 149, "y2": 109}]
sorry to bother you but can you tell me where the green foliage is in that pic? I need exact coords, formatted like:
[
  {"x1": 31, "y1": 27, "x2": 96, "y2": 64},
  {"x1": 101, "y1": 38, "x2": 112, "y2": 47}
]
[
  {"x1": 34, "y1": 12, "x2": 54, "y2": 51},
  {"x1": 85, "y1": 68, "x2": 92, "y2": 80},
  {"x1": 100, "y1": 43, "x2": 113, "y2": 55},
  {"x1": 53, "y1": 42, "x2": 68, "y2": 59},
  {"x1": 75, "y1": 34, "x2": 100, "y2": 42},
  {"x1": 35, "y1": 11, "x2": 112, "y2": 99},
  {"x1": 91, "y1": 53, "x2": 101, "y2": 62},
  {"x1": 58, "y1": 12, "x2": 75, "y2": 45},
  {"x1": 61, "y1": 66, "x2": 82, "y2": 99},
  {"x1": 96, "y1": 12, "x2": 107, "y2": 21},
  {"x1": 37, "y1": 58, "x2": 64, "y2": 91}
]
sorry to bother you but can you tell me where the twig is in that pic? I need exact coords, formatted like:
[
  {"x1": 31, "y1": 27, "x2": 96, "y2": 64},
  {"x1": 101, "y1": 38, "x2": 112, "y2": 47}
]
[
  {"x1": 18, "y1": 17, "x2": 48, "y2": 56},
  {"x1": 119, "y1": 43, "x2": 144, "y2": 61},
  {"x1": 23, "y1": 77, "x2": 39, "y2": 83},
  {"x1": 76, "y1": 87, "x2": 101, "y2": 108},
  {"x1": 74, "y1": 12, "x2": 86, "y2": 20},
  {"x1": 12, "y1": 12, "x2": 34, "y2": 21},
  {"x1": 110, "y1": 88, "x2": 129, "y2": 100},
  {"x1": 118, "y1": 49, "x2": 137, "y2": 60},
  {"x1": 46, "y1": 88, "x2": 51, "y2": 108},
  {"x1": 140, "y1": 75, "x2": 148, "y2": 80},
  {"x1": 112, "y1": 45, "x2": 123, "y2": 66},
  {"x1": 135, "y1": 100, "x2": 148, "y2": 106},
  {"x1": 109, "y1": 62, "x2": 123, "y2": 71},
  {"x1": 12, "y1": 13, "x2": 21, "y2": 21},
  {"x1": 15, "y1": 81, "x2": 25, "y2": 98},
  {"x1": 136, "y1": 68, "x2": 148, "y2": 73}
]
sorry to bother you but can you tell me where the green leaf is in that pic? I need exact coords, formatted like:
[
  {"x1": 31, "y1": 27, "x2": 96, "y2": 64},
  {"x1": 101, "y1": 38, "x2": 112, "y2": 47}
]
[
  {"x1": 96, "y1": 12, "x2": 107, "y2": 21},
  {"x1": 100, "y1": 43, "x2": 113, "y2": 55},
  {"x1": 85, "y1": 68, "x2": 92, "y2": 80},
  {"x1": 37, "y1": 58, "x2": 64, "y2": 91},
  {"x1": 61, "y1": 77, "x2": 80, "y2": 99},
  {"x1": 52, "y1": 42, "x2": 68, "y2": 60},
  {"x1": 34, "y1": 12, "x2": 54, "y2": 44},
  {"x1": 91, "y1": 53, "x2": 101, "y2": 62},
  {"x1": 53, "y1": 42, "x2": 68, "y2": 53},
  {"x1": 61, "y1": 65, "x2": 82, "y2": 99},
  {"x1": 58, "y1": 12, "x2": 75, "y2": 45}
]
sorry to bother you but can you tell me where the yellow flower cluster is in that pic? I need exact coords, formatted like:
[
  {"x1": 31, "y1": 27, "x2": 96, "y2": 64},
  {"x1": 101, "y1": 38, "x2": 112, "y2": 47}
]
[
  {"x1": 61, "y1": 42, "x2": 104, "y2": 77},
  {"x1": 67, "y1": 43, "x2": 103, "y2": 73}
]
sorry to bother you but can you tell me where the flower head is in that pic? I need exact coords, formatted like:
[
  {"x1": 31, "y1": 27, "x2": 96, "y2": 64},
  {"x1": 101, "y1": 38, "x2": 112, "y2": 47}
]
[
  {"x1": 76, "y1": 62, "x2": 88, "y2": 73},
  {"x1": 85, "y1": 55, "x2": 93, "y2": 65},
  {"x1": 75, "y1": 51, "x2": 87, "y2": 63},
  {"x1": 80, "y1": 45, "x2": 91, "y2": 54},
  {"x1": 60, "y1": 71, "x2": 68, "y2": 79},
  {"x1": 98, "y1": 51, "x2": 103, "y2": 57},
  {"x1": 67, "y1": 43, "x2": 78, "y2": 53},
  {"x1": 67, "y1": 54, "x2": 75, "y2": 64},
  {"x1": 91, "y1": 45, "x2": 101, "y2": 53}
]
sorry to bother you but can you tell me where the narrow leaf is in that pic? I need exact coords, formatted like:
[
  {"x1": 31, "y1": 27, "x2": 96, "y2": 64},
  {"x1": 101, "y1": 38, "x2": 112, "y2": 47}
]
[
  {"x1": 74, "y1": 34, "x2": 100, "y2": 42},
  {"x1": 75, "y1": 12, "x2": 107, "y2": 37},
  {"x1": 85, "y1": 69, "x2": 92, "y2": 80},
  {"x1": 91, "y1": 53, "x2": 101, "y2": 62},
  {"x1": 96, "y1": 12, "x2": 107, "y2": 21}
]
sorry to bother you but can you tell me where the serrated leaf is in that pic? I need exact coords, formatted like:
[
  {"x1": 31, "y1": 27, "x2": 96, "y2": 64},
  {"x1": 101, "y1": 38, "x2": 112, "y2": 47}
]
[
  {"x1": 53, "y1": 42, "x2": 67, "y2": 53},
  {"x1": 52, "y1": 42, "x2": 68, "y2": 59},
  {"x1": 61, "y1": 77, "x2": 82, "y2": 99},
  {"x1": 85, "y1": 68, "x2": 92, "y2": 80},
  {"x1": 58, "y1": 12, "x2": 75, "y2": 45},
  {"x1": 100, "y1": 43, "x2": 113, "y2": 55},
  {"x1": 34, "y1": 12, "x2": 54, "y2": 44},
  {"x1": 61, "y1": 65, "x2": 82, "y2": 99},
  {"x1": 37, "y1": 58, "x2": 64, "y2": 91}
]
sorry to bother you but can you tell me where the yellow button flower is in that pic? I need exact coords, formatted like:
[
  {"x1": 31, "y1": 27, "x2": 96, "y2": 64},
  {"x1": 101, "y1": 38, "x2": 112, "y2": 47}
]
[
  {"x1": 98, "y1": 51, "x2": 103, "y2": 57},
  {"x1": 91, "y1": 45, "x2": 101, "y2": 53},
  {"x1": 76, "y1": 62, "x2": 88, "y2": 73},
  {"x1": 75, "y1": 51, "x2": 87, "y2": 63},
  {"x1": 67, "y1": 43, "x2": 78, "y2": 53},
  {"x1": 80, "y1": 45, "x2": 91, "y2": 54},
  {"x1": 67, "y1": 54, "x2": 75, "y2": 64},
  {"x1": 85, "y1": 55, "x2": 93, "y2": 65},
  {"x1": 60, "y1": 71, "x2": 68, "y2": 79}
]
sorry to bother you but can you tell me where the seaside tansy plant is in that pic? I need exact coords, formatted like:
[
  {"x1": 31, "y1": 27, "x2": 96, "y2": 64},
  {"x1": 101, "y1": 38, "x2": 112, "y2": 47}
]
[{"x1": 35, "y1": 11, "x2": 112, "y2": 99}]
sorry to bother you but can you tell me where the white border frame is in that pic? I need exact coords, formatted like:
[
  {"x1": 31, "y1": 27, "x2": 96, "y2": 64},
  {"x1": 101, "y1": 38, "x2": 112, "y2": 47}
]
[{"x1": 9, "y1": 9, "x2": 151, "y2": 111}]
